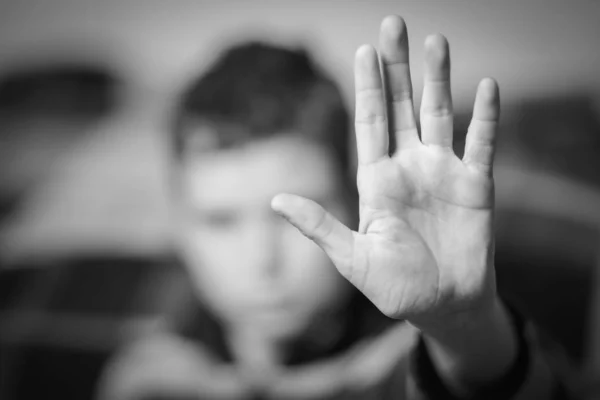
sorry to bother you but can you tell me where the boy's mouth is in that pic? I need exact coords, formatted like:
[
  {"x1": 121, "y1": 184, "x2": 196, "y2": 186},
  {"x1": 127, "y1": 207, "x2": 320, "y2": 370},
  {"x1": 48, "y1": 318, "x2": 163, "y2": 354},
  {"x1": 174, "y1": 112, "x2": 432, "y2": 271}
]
[{"x1": 248, "y1": 293, "x2": 295, "y2": 314}]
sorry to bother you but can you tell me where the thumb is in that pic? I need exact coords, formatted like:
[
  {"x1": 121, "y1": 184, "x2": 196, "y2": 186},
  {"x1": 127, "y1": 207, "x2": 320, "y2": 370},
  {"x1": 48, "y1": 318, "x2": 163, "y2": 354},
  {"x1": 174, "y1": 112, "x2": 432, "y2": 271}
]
[{"x1": 271, "y1": 193, "x2": 355, "y2": 273}]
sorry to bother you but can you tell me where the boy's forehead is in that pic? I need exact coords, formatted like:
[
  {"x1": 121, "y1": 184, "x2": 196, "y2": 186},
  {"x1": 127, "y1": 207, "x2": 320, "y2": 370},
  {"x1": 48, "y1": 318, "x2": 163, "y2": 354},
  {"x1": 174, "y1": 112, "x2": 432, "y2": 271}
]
[{"x1": 180, "y1": 134, "x2": 342, "y2": 207}]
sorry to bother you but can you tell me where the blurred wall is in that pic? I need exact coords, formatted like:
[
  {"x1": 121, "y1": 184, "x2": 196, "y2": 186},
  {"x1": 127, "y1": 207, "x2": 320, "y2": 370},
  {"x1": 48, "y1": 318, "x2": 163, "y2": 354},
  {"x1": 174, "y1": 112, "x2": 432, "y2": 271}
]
[
  {"x1": 2, "y1": 1, "x2": 599, "y2": 106},
  {"x1": 0, "y1": 0, "x2": 599, "y2": 260}
]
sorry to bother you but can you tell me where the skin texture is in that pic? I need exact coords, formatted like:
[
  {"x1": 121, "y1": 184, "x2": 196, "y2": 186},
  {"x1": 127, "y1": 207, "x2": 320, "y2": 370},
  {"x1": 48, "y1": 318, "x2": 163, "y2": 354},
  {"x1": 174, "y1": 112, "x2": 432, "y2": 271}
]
[{"x1": 271, "y1": 15, "x2": 517, "y2": 393}]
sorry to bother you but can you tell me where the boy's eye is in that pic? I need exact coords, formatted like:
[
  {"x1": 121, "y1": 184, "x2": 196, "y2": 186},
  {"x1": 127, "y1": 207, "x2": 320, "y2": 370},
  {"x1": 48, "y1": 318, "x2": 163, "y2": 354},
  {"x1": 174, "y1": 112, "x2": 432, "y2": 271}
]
[{"x1": 201, "y1": 211, "x2": 240, "y2": 228}]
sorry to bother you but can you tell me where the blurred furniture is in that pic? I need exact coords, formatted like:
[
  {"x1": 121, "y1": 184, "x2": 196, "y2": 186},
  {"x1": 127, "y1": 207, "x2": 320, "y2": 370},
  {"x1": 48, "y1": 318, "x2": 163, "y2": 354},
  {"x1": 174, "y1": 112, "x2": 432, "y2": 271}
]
[{"x1": 0, "y1": 255, "x2": 188, "y2": 400}]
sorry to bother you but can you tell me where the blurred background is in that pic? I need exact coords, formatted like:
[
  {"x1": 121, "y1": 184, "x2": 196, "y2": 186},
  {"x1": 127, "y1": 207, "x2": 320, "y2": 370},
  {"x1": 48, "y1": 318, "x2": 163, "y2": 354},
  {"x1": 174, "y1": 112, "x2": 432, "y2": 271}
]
[{"x1": 0, "y1": 1, "x2": 600, "y2": 399}]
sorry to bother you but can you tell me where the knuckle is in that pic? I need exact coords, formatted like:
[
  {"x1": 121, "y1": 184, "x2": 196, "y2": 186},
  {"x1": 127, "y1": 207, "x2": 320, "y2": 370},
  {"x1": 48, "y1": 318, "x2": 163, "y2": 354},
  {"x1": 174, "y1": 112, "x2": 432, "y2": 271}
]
[
  {"x1": 391, "y1": 90, "x2": 413, "y2": 103},
  {"x1": 422, "y1": 104, "x2": 452, "y2": 118},
  {"x1": 355, "y1": 113, "x2": 387, "y2": 125}
]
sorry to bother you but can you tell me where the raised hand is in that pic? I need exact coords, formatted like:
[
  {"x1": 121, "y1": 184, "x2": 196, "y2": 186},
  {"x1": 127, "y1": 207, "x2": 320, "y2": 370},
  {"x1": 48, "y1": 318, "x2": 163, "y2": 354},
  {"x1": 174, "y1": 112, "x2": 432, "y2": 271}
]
[{"x1": 271, "y1": 15, "x2": 500, "y2": 324}]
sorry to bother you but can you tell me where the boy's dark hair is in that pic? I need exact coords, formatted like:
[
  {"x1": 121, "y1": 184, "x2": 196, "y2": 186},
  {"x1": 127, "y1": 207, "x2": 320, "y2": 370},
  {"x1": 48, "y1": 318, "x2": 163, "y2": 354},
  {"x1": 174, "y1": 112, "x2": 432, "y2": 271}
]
[{"x1": 171, "y1": 41, "x2": 351, "y2": 178}]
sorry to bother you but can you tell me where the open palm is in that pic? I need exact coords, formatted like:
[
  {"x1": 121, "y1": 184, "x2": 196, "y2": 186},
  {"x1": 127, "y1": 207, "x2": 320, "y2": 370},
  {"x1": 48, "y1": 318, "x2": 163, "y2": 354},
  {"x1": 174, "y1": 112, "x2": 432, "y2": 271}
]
[{"x1": 272, "y1": 16, "x2": 500, "y2": 322}]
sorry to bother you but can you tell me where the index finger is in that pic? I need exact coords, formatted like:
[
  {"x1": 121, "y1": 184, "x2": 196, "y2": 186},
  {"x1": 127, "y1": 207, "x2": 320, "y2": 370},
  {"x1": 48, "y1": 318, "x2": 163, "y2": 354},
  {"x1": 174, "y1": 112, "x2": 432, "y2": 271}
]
[
  {"x1": 354, "y1": 44, "x2": 389, "y2": 165},
  {"x1": 463, "y1": 78, "x2": 500, "y2": 175}
]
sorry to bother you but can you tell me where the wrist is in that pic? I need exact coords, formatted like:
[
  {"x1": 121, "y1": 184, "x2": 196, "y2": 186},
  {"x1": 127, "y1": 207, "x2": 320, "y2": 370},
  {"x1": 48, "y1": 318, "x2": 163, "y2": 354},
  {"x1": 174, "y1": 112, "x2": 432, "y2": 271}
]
[
  {"x1": 414, "y1": 296, "x2": 519, "y2": 394},
  {"x1": 414, "y1": 292, "x2": 499, "y2": 336},
  {"x1": 410, "y1": 301, "x2": 531, "y2": 400}
]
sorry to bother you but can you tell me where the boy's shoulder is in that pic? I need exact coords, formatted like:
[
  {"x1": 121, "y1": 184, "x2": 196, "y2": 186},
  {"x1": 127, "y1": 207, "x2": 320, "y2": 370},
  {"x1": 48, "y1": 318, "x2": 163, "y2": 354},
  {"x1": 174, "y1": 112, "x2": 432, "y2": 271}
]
[
  {"x1": 96, "y1": 327, "x2": 247, "y2": 399},
  {"x1": 97, "y1": 258, "x2": 421, "y2": 398},
  {"x1": 98, "y1": 321, "x2": 418, "y2": 399}
]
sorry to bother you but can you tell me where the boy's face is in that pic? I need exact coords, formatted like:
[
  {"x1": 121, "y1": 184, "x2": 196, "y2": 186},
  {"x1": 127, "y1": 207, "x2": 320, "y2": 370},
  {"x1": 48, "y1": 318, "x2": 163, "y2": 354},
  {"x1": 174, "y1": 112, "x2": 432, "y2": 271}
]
[{"x1": 173, "y1": 132, "x2": 353, "y2": 340}]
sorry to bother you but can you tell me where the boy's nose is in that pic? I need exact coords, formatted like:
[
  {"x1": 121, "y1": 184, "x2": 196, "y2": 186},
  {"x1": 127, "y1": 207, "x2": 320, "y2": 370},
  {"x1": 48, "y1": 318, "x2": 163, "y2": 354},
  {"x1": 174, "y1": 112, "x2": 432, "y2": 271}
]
[{"x1": 250, "y1": 218, "x2": 284, "y2": 280}]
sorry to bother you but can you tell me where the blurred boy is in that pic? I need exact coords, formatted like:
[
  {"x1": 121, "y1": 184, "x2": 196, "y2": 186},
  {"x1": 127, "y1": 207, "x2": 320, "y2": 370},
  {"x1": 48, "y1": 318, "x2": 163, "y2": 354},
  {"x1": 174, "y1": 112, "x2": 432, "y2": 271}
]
[{"x1": 98, "y1": 16, "x2": 565, "y2": 399}]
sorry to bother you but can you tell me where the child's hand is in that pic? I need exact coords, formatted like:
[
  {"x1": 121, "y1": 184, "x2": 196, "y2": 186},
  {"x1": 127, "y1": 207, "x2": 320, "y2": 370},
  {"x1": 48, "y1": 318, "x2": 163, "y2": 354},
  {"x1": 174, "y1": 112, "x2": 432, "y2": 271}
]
[{"x1": 272, "y1": 15, "x2": 500, "y2": 326}]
